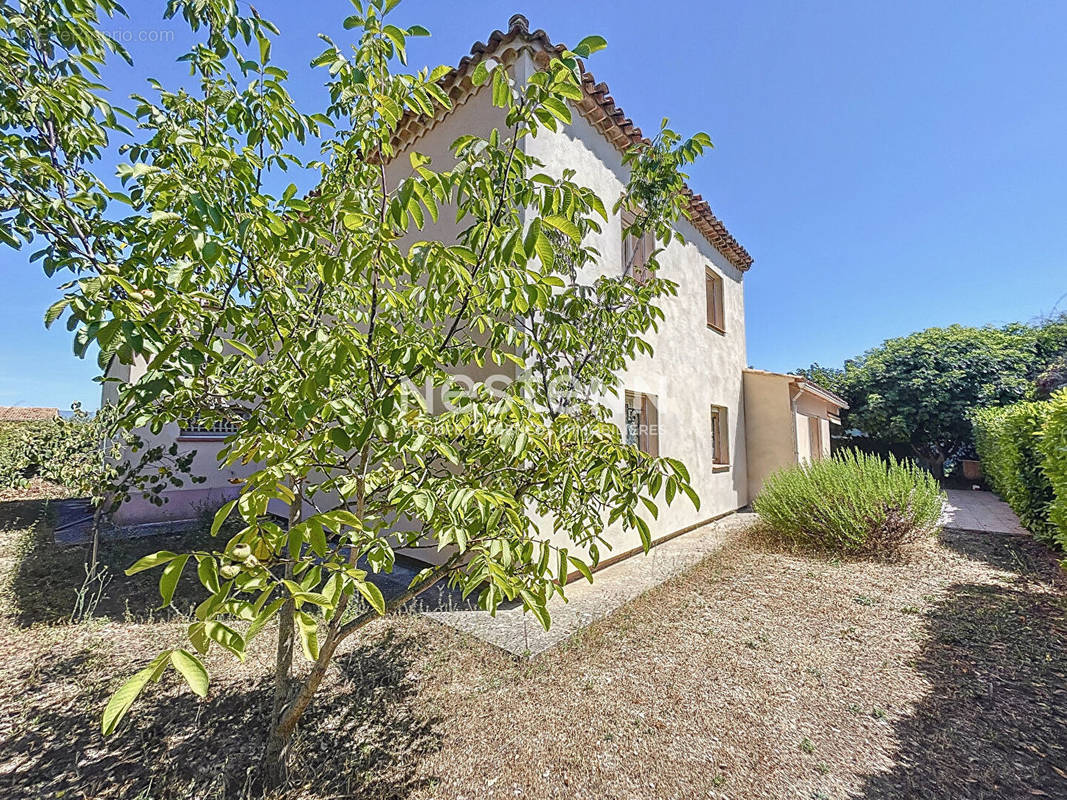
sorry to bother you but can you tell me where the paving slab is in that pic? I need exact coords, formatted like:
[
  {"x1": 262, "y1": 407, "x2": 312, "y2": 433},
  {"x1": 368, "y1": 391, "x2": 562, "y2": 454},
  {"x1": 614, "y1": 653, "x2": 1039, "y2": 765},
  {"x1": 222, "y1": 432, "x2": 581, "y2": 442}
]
[
  {"x1": 419, "y1": 512, "x2": 755, "y2": 656},
  {"x1": 940, "y1": 489, "x2": 1029, "y2": 536}
]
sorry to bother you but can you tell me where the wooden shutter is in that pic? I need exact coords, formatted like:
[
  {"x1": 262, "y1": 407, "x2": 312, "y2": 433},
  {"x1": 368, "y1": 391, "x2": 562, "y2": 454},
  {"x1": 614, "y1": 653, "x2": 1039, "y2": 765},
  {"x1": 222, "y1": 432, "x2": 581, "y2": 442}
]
[{"x1": 706, "y1": 268, "x2": 724, "y2": 331}]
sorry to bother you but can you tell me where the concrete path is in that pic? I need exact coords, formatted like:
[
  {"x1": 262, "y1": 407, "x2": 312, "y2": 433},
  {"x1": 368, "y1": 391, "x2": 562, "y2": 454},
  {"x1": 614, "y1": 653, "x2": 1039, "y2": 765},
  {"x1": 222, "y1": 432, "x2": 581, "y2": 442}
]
[
  {"x1": 419, "y1": 512, "x2": 754, "y2": 656},
  {"x1": 940, "y1": 489, "x2": 1029, "y2": 535}
]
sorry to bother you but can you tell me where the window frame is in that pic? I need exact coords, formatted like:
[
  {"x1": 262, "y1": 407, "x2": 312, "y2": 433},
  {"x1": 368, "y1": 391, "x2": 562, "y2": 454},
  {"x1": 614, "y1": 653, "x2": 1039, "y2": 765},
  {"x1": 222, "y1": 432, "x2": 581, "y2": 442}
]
[
  {"x1": 807, "y1": 416, "x2": 824, "y2": 461},
  {"x1": 622, "y1": 211, "x2": 655, "y2": 285},
  {"x1": 705, "y1": 266, "x2": 725, "y2": 333},
  {"x1": 178, "y1": 417, "x2": 241, "y2": 442},
  {"x1": 624, "y1": 390, "x2": 660, "y2": 457},
  {"x1": 710, "y1": 404, "x2": 730, "y2": 468}
]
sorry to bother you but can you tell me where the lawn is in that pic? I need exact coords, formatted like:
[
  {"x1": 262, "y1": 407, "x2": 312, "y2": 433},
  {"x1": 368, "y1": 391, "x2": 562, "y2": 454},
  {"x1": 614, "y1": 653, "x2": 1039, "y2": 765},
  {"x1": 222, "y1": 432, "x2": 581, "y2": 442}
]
[{"x1": 0, "y1": 493, "x2": 1065, "y2": 799}]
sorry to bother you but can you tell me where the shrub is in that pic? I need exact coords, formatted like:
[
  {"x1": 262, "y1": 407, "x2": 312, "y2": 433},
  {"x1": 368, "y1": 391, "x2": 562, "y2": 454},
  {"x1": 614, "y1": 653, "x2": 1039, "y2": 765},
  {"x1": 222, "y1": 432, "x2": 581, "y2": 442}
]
[
  {"x1": 1038, "y1": 389, "x2": 1067, "y2": 548},
  {"x1": 972, "y1": 402, "x2": 1055, "y2": 543},
  {"x1": 0, "y1": 408, "x2": 102, "y2": 491},
  {"x1": 752, "y1": 450, "x2": 945, "y2": 555},
  {"x1": 0, "y1": 420, "x2": 55, "y2": 488}
]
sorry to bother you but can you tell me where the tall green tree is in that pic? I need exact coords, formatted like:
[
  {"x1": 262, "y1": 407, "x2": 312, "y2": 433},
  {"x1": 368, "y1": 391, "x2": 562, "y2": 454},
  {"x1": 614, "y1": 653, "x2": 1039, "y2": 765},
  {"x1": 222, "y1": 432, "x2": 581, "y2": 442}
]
[
  {"x1": 841, "y1": 324, "x2": 1036, "y2": 474},
  {"x1": 0, "y1": 0, "x2": 707, "y2": 785}
]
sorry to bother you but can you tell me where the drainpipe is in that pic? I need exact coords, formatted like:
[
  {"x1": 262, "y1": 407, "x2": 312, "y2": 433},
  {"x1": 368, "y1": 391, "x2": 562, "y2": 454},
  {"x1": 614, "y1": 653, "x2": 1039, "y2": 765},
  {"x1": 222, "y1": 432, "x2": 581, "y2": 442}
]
[{"x1": 789, "y1": 381, "x2": 804, "y2": 462}]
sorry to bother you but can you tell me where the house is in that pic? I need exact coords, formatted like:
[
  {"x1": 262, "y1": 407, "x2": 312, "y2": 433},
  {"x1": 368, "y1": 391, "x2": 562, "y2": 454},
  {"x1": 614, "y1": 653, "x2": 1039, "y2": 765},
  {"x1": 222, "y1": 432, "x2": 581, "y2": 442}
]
[
  {"x1": 742, "y1": 369, "x2": 848, "y2": 497},
  {"x1": 108, "y1": 16, "x2": 825, "y2": 571},
  {"x1": 0, "y1": 406, "x2": 59, "y2": 422}
]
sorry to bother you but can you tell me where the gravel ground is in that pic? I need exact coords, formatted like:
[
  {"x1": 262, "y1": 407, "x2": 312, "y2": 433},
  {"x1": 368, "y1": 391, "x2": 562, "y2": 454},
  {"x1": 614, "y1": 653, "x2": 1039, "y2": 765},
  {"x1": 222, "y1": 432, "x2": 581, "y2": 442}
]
[{"x1": 0, "y1": 496, "x2": 1064, "y2": 800}]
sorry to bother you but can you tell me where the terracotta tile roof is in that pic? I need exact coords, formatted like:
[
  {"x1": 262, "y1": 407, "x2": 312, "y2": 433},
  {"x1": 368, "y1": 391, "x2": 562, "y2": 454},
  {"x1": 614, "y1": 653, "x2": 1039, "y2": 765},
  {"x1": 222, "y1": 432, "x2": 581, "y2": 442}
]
[
  {"x1": 392, "y1": 14, "x2": 753, "y2": 272},
  {"x1": 0, "y1": 406, "x2": 59, "y2": 422}
]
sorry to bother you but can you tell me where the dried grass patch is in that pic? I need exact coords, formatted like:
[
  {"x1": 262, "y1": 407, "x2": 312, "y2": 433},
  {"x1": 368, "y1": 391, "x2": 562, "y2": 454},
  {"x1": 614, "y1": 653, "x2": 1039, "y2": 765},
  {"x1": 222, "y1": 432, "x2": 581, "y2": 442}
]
[{"x1": 0, "y1": 496, "x2": 1064, "y2": 799}]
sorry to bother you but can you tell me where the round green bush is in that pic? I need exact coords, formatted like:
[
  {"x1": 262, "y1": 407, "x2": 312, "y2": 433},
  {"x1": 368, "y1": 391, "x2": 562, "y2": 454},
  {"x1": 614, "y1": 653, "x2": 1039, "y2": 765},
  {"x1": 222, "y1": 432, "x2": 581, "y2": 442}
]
[{"x1": 752, "y1": 450, "x2": 945, "y2": 555}]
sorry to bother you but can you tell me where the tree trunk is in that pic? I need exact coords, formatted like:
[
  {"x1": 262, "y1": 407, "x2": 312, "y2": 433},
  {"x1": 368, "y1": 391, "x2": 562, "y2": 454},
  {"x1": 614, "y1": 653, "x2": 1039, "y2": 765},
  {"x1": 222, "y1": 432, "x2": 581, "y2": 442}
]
[
  {"x1": 261, "y1": 481, "x2": 301, "y2": 788},
  {"x1": 912, "y1": 443, "x2": 947, "y2": 478},
  {"x1": 259, "y1": 558, "x2": 455, "y2": 788}
]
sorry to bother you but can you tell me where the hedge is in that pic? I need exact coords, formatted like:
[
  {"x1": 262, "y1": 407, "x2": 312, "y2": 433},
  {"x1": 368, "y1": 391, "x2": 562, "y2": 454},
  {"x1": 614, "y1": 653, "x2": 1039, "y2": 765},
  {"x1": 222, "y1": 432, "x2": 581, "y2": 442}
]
[
  {"x1": 972, "y1": 390, "x2": 1067, "y2": 549},
  {"x1": 1039, "y1": 390, "x2": 1067, "y2": 543}
]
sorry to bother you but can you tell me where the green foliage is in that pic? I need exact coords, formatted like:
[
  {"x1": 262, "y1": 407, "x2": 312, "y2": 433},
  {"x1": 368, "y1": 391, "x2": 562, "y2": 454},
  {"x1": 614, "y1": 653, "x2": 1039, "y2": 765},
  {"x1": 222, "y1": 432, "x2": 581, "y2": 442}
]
[
  {"x1": 0, "y1": 422, "x2": 45, "y2": 487},
  {"x1": 0, "y1": 0, "x2": 712, "y2": 762},
  {"x1": 0, "y1": 407, "x2": 102, "y2": 490},
  {"x1": 841, "y1": 324, "x2": 1037, "y2": 473},
  {"x1": 752, "y1": 451, "x2": 945, "y2": 555},
  {"x1": 1037, "y1": 390, "x2": 1067, "y2": 548},
  {"x1": 972, "y1": 402, "x2": 1055, "y2": 543},
  {"x1": 0, "y1": 405, "x2": 200, "y2": 514}
]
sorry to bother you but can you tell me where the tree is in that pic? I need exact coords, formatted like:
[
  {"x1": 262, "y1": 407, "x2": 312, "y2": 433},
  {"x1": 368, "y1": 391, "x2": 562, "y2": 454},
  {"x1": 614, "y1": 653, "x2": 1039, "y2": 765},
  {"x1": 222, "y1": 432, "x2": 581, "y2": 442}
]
[
  {"x1": 1033, "y1": 313, "x2": 1067, "y2": 398},
  {"x1": 793, "y1": 362, "x2": 847, "y2": 397},
  {"x1": 841, "y1": 324, "x2": 1036, "y2": 474},
  {"x1": 1, "y1": 0, "x2": 708, "y2": 785}
]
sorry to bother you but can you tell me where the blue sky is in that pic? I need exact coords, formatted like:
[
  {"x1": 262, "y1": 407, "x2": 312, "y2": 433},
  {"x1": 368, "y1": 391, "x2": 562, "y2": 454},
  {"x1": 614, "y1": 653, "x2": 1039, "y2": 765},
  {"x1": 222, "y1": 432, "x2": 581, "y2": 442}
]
[{"x1": 3, "y1": 0, "x2": 1066, "y2": 409}]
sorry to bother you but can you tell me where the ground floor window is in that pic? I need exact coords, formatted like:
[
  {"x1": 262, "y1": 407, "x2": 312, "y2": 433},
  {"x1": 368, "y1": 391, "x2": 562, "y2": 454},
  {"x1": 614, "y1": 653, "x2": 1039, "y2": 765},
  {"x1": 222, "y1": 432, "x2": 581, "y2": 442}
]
[
  {"x1": 179, "y1": 417, "x2": 241, "y2": 440},
  {"x1": 807, "y1": 415, "x2": 824, "y2": 460},
  {"x1": 624, "y1": 391, "x2": 659, "y2": 456},
  {"x1": 710, "y1": 405, "x2": 729, "y2": 466}
]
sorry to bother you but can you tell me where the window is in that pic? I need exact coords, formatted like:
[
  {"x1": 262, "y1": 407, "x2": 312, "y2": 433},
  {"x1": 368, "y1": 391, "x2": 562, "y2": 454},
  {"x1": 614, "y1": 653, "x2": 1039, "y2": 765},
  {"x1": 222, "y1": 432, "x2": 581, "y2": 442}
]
[
  {"x1": 705, "y1": 267, "x2": 725, "y2": 332},
  {"x1": 624, "y1": 391, "x2": 659, "y2": 456},
  {"x1": 179, "y1": 417, "x2": 241, "y2": 440},
  {"x1": 622, "y1": 212, "x2": 654, "y2": 284},
  {"x1": 807, "y1": 416, "x2": 823, "y2": 461},
  {"x1": 710, "y1": 405, "x2": 729, "y2": 466}
]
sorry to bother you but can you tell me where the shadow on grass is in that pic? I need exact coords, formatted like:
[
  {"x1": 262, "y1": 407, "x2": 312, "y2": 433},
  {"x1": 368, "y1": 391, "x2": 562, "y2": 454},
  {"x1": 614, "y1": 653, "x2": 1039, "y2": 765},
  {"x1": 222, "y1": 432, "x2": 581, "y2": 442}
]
[
  {"x1": 0, "y1": 629, "x2": 441, "y2": 800},
  {"x1": 860, "y1": 575, "x2": 1067, "y2": 797},
  {"x1": 937, "y1": 526, "x2": 1066, "y2": 585},
  {"x1": 0, "y1": 498, "x2": 223, "y2": 626},
  {"x1": 1, "y1": 499, "x2": 494, "y2": 625}
]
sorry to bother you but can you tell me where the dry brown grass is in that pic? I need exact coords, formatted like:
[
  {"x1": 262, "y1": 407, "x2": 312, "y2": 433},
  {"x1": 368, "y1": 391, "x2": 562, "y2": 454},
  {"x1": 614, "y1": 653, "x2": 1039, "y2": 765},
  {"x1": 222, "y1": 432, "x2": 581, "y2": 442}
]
[{"x1": 0, "y1": 495, "x2": 1065, "y2": 800}]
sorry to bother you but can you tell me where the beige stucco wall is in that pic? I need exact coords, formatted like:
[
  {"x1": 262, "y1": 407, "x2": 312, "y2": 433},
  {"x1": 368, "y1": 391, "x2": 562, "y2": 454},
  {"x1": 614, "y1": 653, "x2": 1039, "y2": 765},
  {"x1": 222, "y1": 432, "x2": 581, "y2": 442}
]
[
  {"x1": 744, "y1": 370, "x2": 839, "y2": 499},
  {"x1": 110, "y1": 51, "x2": 752, "y2": 558},
  {"x1": 522, "y1": 51, "x2": 749, "y2": 561},
  {"x1": 106, "y1": 356, "x2": 254, "y2": 525},
  {"x1": 742, "y1": 371, "x2": 797, "y2": 499}
]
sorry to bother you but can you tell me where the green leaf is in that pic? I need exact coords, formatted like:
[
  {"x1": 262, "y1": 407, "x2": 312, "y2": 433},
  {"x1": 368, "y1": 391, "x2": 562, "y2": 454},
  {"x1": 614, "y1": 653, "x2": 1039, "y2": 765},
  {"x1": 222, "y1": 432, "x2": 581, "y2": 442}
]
[
  {"x1": 169, "y1": 650, "x2": 209, "y2": 698},
  {"x1": 101, "y1": 652, "x2": 170, "y2": 735},
  {"x1": 44, "y1": 298, "x2": 70, "y2": 328},
  {"x1": 568, "y1": 556, "x2": 594, "y2": 583},
  {"x1": 541, "y1": 97, "x2": 572, "y2": 124},
  {"x1": 246, "y1": 598, "x2": 284, "y2": 642},
  {"x1": 227, "y1": 339, "x2": 256, "y2": 358},
  {"x1": 211, "y1": 500, "x2": 237, "y2": 536},
  {"x1": 356, "y1": 580, "x2": 386, "y2": 615},
  {"x1": 542, "y1": 215, "x2": 581, "y2": 243},
  {"x1": 470, "y1": 60, "x2": 491, "y2": 86},
  {"x1": 573, "y1": 35, "x2": 608, "y2": 58},
  {"x1": 295, "y1": 610, "x2": 320, "y2": 660},
  {"x1": 534, "y1": 230, "x2": 555, "y2": 271},
  {"x1": 204, "y1": 621, "x2": 245, "y2": 660},
  {"x1": 125, "y1": 551, "x2": 177, "y2": 576},
  {"x1": 159, "y1": 554, "x2": 190, "y2": 606},
  {"x1": 197, "y1": 556, "x2": 220, "y2": 594},
  {"x1": 308, "y1": 520, "x2": 327, "y2": 557},
  {"x1": 520, "y1": 590, "x2": 551, "y2": 630}
]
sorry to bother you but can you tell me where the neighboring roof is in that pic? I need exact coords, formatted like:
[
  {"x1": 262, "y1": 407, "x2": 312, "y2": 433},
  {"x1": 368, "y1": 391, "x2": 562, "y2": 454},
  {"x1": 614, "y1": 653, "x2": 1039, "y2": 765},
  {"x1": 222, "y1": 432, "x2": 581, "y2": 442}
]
[
  {"x1": 0, "y1": 406, "x2": 59, "y2": 422},
  {"x1": 743, "y1": 368, "x2": 849, "y2": 410},
  {"x1": 392, "y1": 14, "x2": 754, "y2": 272}
]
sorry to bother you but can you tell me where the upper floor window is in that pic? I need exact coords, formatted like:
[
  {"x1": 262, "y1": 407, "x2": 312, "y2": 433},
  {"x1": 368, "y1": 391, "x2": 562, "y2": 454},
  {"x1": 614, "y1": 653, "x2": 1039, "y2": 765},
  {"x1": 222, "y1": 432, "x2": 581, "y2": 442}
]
[
  {"x1": 622, "y1": 212, "x2": 654, "y2": 284},
  {"x1": 624, "y1": 391, "x2": 659, "y2": 456},
  {"x1": 705, "y1": 267, "x2": 725, "y2": 332}
]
